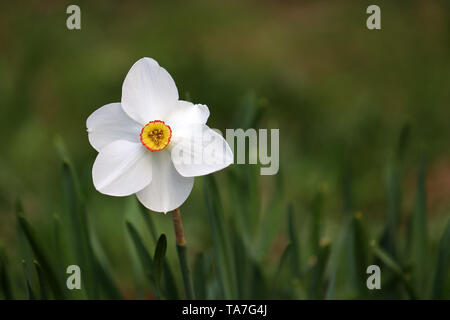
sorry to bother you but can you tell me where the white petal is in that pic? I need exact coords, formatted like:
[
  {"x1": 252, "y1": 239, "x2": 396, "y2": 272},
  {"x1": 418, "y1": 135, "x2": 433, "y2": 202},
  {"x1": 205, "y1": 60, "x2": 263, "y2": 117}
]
[
  {"x1": 93, "y1": 140, "x2": 152, "y2": 196},
  {"x1": 137, "y1": 150, "x2": 194, "y2": 213},
  {"x1": 87, "y1": 103, "x2": 142, "y2": 152},
  {"x1": 171, "y1": 124, "x2": 233, "y2": 177},
  {"x1": 121, "y1": 57, "x2": 179, "y2": 125},
  {"x1": 166, "y1": 100, "x2": 210, "y2": 135}
]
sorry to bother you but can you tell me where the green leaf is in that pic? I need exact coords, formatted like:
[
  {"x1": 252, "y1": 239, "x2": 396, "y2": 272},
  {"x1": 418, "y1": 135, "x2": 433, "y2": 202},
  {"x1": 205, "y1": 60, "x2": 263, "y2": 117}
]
[
  {"x1": 16, "y1": 201, "x2": 35, "y2": 287},
  {"x1": 151, "y1": 234, "x2": 167, "y2": 299},
  {"x1": 409, "y1": 155, "x2": 428, "y2": 295},
  {"x1": 287, "y1": 204, "x2": 301, "y2": 276},
  {"x1": 371, "y1": 243, "x2": 417, "y2": 299},
  {"x1": 138, "y1": 202, "x2": 158, "y2": 243},
  {"x1": 310, "y1": 192, "x2": 324, "y2": 254},
  {"x1": 232, "y1": 227, "x2": 252, "y2": 299},
  {"x1": 273, "y1": 243, "x2": 295, "y2": 298},
  {"x1": 90, "y1": 236, "x2": 123, "y2": 300},
  {"x1": 346, "y1": 212, "x2": 369, "y2": 296},
  {"x1": 231, "y1": 92, "x2": 265, "y2": 129},
  {"x1": 395, "y1": 123, "x2": 411, "y2": 162},
  {"x1": 127, "y1": 222, "x2": 174, "y2": 299},
  {"x1": 381, "y1": 124, "x2": 411, "y2": 258},
  {"x1": 17, "y1": 212, "x2": 65, "y2": 299},
  {"x1": 126, "y1": 221, "x2": 169, "y2": 298},
  {"x1": 228, "y1": 165, "x2": 260, "y2": 246},
  {"x1": 372, "y1": 244, "x2": 402, "y2": 276},
  {"x1": 227, "y1": 93, "x2": 265, "y2": 245},
  {"x1": 193, "y1": 253, "x2": 207, "y2": 300},
  {"x1": 161, "y1": 260, "x2": 179, "y2": 300},
  {"x1": 324, "y1": 228, "x2": 347, "y2": 300},
  {"x1": 256, "y1": 171, "x2": 284, "y2": 258},
  {"x1": 22, "y1": 260, "x2": 36, "y2": 300},
  {"x1": 431, "y1": 220, "x2": 450, "y2": 299},
  {"x1": 0, "y1": 247, "x2": 13, "y2": 299},
  {"x1": 276, "y1": 243, "x2": 293, "y2": 279},
  {"x1": 137, "y1": 202, "x2": 178, "y2": 299},
  {"x1": 175, "y1": 243, "x2": 194, "y2": 300},
  {"x1": 341, "y1": 164, "x2": 353, "y2": 218},
  {"x1": 203, "y1": 175, "x2": 238, "y2": 299},
  {"x1": 52, "y1": 215, "x2": 67, "y2": 273},
  {"x1": 307, "y1": 241, "x2": 331, "y2": 299},
  {"x1": 56, "y1": 137, "x2": 98, "y2": 299},
  {"x1": 34, "y1": 261, "x2": 49, "y2": 299},
  {"x1": 93, "y1": 258, "x2": 123, "y2": 300},
  {"x1": 250, "y1": 262, "x2": 267, "y2": 299},
  {"x1": 126, "y1": 222, "x2": 153, "y2": 278}
]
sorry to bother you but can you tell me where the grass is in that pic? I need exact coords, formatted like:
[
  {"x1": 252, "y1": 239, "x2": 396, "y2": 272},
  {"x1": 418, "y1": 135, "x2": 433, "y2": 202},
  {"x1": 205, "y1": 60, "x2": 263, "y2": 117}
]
[
  {"x1": 1, "y1": 103, "x2": 449, "y2": 299},
  {"x1": 0, "y1": 1, "x2": 450, "y2": 300}
]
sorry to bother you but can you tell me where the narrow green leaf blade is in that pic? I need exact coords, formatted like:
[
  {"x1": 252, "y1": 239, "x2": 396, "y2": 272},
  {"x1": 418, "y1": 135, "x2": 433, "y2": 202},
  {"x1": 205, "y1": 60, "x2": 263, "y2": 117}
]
[
  {"x1": 288, "y1": 204, "x2": 301, "y2": 277},
  {"x1": 56, "y1": 138, "x2": 98, "y2": 299},
  {"x1": 162, "y1": 260, "x2": 179, "y2": 300},
  {"x1": 307, "y1": 241, "x2": 331, "y2": 300},
  {"x1": 346, "y1": 213, "x2": 369, "y2": 296},
  {"x1": 22, "y1": 260, "x2": 36, "y2": 300},
  {"x1": 193, "y1": 253, "x2": 207, "y2": 300},
  {"x1": 138, "y1": 202, "x2": 158, "y2": 243},
  {"x1": 310, "y1": 192, "x2": 324, "y2": 254},
  {"x1": 175, "y1": 243, "x2": 194, "y2": 300},
  {"x1": 0, "y1": 246, "x2": 13, "y2": 299},
  {"x1": 409, "y1": 156, "x2": 428, "y2": 295},
  {"x1": 126, "y1": 221, "x2": 153, "y2": 276},
  {"x1": 90, "y1": 236, "x2": 123, "y2": 300},
  {"x1": 17, "y1": 213, "x2": 65, "y2": 299},
  {"x1": 371, "y1": 243, "x2": 417, "y2": 299},
  {"x1": 203, "y1": 175, "x2": 238, "y2": 299},
  {"x1": 151, "y1": 234, "x2": 167, "y2": 299},
  {"x1": 431, "y1": 220, "x2": 450, "y2": 299},
  {"x1": 34, "y1": 261, "x2": 49, "y2": 300}
]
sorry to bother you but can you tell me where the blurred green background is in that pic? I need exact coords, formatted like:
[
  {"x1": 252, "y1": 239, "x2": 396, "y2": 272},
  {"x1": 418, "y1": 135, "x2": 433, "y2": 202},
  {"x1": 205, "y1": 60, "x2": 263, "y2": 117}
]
[{"x1": 0, "y1": 0, "x2": 449, "y2": 299}]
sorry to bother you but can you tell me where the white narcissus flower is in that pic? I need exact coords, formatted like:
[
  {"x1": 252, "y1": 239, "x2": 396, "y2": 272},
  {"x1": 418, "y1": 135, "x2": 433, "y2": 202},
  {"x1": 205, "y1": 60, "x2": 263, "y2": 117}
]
[{"x1": 86, "y1": 57, "x2": 233, "y2": 213}]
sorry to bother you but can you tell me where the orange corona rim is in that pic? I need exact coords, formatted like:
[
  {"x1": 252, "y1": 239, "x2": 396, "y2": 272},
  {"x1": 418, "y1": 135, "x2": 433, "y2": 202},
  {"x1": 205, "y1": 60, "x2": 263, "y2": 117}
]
[{"x1": 140, "y1": 120, "x2": 172, "y2": 152}]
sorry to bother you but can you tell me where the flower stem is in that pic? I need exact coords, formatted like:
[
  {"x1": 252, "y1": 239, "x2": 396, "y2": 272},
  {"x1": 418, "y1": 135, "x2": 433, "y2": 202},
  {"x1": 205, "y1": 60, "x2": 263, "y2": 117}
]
[{"x1": 172, "y1": 208, "x2": 194, "y2": 299}]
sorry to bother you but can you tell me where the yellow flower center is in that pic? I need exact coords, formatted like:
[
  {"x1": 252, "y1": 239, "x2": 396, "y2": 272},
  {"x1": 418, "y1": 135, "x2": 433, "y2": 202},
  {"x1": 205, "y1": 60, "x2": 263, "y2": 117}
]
[{"x1": 140, "y1": 120, "x2": 172, "y2": 151}]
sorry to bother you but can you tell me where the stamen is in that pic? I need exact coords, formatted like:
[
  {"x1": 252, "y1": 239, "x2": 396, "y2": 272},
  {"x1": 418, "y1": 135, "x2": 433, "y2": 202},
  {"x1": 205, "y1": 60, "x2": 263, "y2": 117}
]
[{"x1": 140, "y1": 120, "x2": 172, "y2": 151}]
